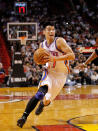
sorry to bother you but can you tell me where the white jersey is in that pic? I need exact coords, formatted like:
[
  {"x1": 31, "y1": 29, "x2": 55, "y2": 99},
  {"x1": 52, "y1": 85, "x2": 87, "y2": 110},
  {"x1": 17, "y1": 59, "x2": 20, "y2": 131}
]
[
  {"x1": 41, "y1": 37, "x2": 69, "y2": 74},
  {"x1": 39, "y1": 37, "x2": 69, "y2": 101}
]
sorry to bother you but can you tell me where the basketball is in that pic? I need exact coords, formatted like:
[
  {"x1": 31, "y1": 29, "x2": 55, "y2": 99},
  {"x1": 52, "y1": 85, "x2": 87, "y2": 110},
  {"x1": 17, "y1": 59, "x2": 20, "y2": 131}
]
[{"x1": 33, "y1": 48, "x2": 50, "y2": 65}]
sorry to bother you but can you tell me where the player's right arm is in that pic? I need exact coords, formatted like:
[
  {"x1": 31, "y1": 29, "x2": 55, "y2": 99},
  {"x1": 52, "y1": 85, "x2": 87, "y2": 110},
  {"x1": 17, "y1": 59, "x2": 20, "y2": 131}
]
[{"x1": 49, "y1": 37, "x2": 75, "y2": 61}]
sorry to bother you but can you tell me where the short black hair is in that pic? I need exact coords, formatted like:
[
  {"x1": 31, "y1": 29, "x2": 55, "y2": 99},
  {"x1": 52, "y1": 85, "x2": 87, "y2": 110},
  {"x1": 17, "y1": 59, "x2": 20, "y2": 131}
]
[{"x1": 40, "y1": 21, "x2": 55, "y2": 29}]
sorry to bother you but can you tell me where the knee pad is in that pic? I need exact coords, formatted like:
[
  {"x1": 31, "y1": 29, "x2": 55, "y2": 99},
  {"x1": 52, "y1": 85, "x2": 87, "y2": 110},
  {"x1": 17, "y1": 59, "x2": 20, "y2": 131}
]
[
  {"x1": 38, "y1": 85, "x2": 48, "y2": 95},
  {"x1": 35, "y1": 91, "x2": 44, "y2": 100}
]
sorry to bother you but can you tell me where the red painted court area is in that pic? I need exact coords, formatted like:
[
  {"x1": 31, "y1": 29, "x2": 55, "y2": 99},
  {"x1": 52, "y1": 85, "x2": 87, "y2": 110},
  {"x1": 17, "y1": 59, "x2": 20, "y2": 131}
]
[
  {"x1": 1, "y1": 94, "x2": 98, "y2": 100},
  {"x1": 36, "y1": 125, "x2": 82, "y2": 131}
]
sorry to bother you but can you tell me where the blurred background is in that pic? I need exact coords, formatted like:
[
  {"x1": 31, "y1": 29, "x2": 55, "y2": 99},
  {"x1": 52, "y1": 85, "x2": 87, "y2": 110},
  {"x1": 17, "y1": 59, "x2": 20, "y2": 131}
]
[{"x1": 0, "y1": 0, "x2": 98, "y2": 87}]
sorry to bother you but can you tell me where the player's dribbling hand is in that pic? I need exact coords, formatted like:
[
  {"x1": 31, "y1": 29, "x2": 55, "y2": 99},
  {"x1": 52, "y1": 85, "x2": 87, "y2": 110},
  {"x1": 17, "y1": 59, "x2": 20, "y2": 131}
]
[
  {"x1": 43, "y1": 54, "x2": 54, "y2": 62},
  {"x1": 42, "y1": 55, "x2": 50, "y2": 62}
]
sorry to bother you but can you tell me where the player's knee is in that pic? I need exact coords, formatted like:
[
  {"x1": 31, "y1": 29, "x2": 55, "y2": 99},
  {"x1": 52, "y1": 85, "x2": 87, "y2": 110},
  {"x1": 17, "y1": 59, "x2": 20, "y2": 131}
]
[
  {"x1": 39, "y1": 85, "x2": 48, "y2": 95},
  {"x1": 42, "y1": 85, "x2": 48, "y2": 94},
  {"x1": 35, "y1": 91, "x2": 44, "y2": 100},
  {"x1": 35, "y1": 85, "x2": 48, "y2": 100}
]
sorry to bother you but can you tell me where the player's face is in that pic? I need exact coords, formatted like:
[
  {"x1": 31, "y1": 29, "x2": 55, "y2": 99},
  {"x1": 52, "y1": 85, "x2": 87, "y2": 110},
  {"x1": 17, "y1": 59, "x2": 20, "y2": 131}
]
[{"x1": 44, "y1": 26, "x2": 55, "y2": 39}]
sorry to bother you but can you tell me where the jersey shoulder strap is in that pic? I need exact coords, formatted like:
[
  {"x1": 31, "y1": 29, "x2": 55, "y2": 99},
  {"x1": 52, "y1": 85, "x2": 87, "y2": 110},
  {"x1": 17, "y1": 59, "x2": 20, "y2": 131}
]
[{"x1": 55, "y1": 37, "x2": 64, "y2": 53}]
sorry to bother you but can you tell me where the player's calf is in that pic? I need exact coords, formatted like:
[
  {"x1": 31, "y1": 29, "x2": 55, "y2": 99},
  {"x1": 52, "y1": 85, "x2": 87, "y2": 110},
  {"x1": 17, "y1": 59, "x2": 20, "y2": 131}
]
[
  {"x1": 35, "y1": 101, "x2": 44, "y2": 115},
  {"x1": 17, "y1": 92, "x2": 43, "y2": 128},
  {"x1": 17, "y1": 85, "x2": 48, "y2": 127}
]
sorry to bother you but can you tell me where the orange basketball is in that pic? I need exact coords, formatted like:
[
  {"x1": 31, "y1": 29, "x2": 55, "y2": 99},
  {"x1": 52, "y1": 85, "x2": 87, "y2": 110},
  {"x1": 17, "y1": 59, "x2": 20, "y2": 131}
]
[{"x1": 33, "y1": 48, "x2": 50, "y2": 65}]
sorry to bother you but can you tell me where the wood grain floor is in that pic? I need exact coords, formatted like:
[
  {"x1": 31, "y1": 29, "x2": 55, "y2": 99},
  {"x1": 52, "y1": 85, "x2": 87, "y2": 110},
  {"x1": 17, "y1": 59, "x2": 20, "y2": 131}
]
[{"x1": 0, "y1": 85, "x2": 98, "y2": 131}]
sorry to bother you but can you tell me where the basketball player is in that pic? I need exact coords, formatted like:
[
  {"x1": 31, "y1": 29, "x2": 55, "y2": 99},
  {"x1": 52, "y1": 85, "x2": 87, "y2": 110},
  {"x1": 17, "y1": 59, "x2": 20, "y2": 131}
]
[{"x1": 17, "y1": 22, "x2": 75, "y2": 128}]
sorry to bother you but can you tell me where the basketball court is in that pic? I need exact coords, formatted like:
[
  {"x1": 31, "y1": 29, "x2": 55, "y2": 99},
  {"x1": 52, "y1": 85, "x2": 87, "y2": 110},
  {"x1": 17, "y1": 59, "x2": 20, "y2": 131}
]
[
  {"x1": 0, "y1": 85, "x2": 98, "y2": 131},
  {"x1": 0, "y1": 0, "x2": 98, "y2": 131}
]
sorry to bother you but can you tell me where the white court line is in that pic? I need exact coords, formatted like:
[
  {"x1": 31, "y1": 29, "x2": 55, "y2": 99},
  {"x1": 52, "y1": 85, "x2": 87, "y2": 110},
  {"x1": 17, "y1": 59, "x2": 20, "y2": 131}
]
[{"x1": 0, "y1": 99, "x2": 22, "y2": 104}]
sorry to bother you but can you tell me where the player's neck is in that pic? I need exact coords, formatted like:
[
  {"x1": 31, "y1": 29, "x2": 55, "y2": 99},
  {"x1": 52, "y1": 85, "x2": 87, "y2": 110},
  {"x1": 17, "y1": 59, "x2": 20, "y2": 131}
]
[{"x1": 46, "y1": 38, "x2": 54, "y2": 45}]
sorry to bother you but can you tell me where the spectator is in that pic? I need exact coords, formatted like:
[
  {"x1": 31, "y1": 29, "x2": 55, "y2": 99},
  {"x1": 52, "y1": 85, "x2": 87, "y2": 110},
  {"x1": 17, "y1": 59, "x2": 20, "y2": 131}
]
[
  {"x1": 0, "y1": 62, "x2": 5, "y2": 85},
  {"x1": 91, "y1": 71, "x2": 98, "y2": 85},
  {"x1": 0, "y1": 0, "x2": 98, "y2": 86},
  {"x1": 0, "y1": 62, "x2": 5, "y2": 74}
]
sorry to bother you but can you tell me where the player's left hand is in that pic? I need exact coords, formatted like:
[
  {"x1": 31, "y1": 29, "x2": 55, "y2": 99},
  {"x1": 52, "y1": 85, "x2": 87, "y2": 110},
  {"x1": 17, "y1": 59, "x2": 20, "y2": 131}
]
[{"x1": 43, "y1": 55, "x2": 54, "y2": 62}]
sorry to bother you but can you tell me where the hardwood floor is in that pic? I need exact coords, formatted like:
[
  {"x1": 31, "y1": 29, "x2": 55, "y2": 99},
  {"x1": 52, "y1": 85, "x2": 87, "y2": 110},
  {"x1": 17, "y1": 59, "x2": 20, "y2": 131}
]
[{"x1": 0, "y1": 85, "x2": 98, "y2": 131}]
